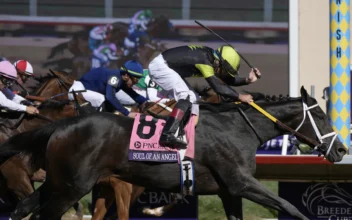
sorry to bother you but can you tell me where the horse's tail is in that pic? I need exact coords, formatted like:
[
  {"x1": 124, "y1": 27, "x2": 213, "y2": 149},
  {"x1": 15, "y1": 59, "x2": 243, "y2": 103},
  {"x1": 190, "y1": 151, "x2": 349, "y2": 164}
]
[
  {"x1": 47, "y1": 41, "x2": 69, "y2": 59},
  {"x1": 0, "y1": 122, "x2": 60, "y2": 166}
]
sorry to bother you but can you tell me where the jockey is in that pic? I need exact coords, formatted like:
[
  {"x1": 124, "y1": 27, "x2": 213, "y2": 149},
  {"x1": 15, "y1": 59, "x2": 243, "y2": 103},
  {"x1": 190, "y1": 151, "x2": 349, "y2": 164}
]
[
  {"x1": 148, "y1": 45, "x2": 262, "y2": 149},
  {"x1": 91, "y1": 43, "x2": 119, "y2": 69},
  {"x1": 0, "y1": 61, "x2": 39, "y2": 114},
  {"x1": 89, "y1": 24, "x2": 113, "y2": 51},
  {"x1": 123, "y1": 26, "x2": 149, "y2": 57},
  {"x1": 128, "y1": 9, "x2": 153, "y2": 34},
  {"x1": 68, "y1": 60, "x2": 147, "y2": 117},
  {"x1": 13, "y1": 60, "x2": 34, "y2": 84},
  {"x1": 115, "y1": 69, "x2": 170, "y2": 105}
]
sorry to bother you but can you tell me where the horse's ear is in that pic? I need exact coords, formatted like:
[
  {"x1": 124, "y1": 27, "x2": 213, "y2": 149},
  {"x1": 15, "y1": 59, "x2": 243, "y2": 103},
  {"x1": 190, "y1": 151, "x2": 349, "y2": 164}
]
[
  {"x1": 49, "y1": 69, "x2": 56, "y2": 76},
  {"x1": 300, "y1": 86, "x2": 309, "y2": 103}
]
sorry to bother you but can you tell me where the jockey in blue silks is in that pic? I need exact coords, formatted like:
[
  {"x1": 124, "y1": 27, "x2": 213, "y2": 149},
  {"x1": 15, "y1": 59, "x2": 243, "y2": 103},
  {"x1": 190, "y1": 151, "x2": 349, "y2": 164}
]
[{"x1": 68, "y1": 60, "x2": 148, "y2": 118}]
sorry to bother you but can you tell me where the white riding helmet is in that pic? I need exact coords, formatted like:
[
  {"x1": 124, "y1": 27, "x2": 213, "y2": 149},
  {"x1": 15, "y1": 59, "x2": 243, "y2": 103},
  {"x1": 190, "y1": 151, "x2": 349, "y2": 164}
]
[{"x1": 13, "y1": 60, "x2": 34, "y2": 76}]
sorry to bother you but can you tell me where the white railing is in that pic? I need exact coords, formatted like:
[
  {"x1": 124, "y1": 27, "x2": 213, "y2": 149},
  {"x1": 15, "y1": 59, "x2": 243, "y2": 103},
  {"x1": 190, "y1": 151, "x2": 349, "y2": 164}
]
[
  {"x1": 25, "y1": 0, "x2": 277, "y2": 21},
  {"x1": 0, "y1": 15, "x2": 288, "y2": 30}
]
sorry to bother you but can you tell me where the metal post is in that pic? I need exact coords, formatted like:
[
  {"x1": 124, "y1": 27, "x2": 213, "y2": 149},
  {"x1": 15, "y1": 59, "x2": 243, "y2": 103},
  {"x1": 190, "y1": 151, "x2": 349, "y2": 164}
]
[
  {"x1": 310, "y1": 85, "x2": 315, "y2": 98},
  {"x1": 29, "y1": 0, "x2": 37, "y2": 16},
  {"x1": 289, "y1": 0, "x2": 299, "y2": 97},
  {"x1": 105, "y1": 0, "x2": 113, "y2": 18},
  {"x1": 329, "y1": 0, "x2": 351, "y2": 153},
  {"x1": 263, "y1": 0, "x2": 273, "y2": 22},
  {"x1": 182, "y1": 0, "x2": 191, "y2": 20}
]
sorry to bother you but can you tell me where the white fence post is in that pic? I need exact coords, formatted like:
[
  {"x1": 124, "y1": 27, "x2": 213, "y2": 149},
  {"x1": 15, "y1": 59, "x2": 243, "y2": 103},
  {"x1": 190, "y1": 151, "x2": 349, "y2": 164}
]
[
  {"x1": 29, "y1": 0, "x2": 37, "y2": 16},
  {"x1": 263, "y1": 0, "x2": 273, "y2": 22},
  {"x1": 182, "y1": 0, "x2": 191, "y2": 20},
  {"x1": 105, "y1": 0, "x2": 113, "y2": 18}
]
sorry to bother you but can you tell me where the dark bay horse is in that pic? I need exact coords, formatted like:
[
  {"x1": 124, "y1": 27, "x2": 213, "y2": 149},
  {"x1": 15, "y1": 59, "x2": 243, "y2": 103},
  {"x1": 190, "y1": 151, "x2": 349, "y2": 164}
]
[
  {"x1": 2, "y1": 86, "x2": 346, "y2": 220},
  {"x1": 0, "y1": 72, "x2": 94, "y2": 218}
]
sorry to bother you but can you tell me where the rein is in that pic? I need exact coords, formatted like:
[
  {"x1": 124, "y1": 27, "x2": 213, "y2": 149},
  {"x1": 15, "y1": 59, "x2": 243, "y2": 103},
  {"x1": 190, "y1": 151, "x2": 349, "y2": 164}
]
[
  {"x1": 248, "y1": 101, "x2": 338, "y2": 158},
  {"x1": 34, "y1": 113, "x2": 54, "y2": 123}
]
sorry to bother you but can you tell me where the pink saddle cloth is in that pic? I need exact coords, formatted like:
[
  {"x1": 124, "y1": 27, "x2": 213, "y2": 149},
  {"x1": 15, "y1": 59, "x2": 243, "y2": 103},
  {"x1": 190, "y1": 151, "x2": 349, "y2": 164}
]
[{"x1": 129, "y1": 113, "x2": 196, "y2": 163}]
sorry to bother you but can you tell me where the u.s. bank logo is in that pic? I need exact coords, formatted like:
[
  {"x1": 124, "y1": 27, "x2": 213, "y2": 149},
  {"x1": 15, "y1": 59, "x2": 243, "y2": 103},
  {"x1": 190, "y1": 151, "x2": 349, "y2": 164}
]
[{"x1": 302, "y1": 183, "x2": 352, "y2": 219}]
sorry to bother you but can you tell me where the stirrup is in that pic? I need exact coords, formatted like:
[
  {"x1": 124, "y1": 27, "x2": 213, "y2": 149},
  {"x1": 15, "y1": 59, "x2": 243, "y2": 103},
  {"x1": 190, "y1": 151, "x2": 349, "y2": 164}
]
[{"x1": 160, "y1": 134, "x2": 188, "y2": 149}]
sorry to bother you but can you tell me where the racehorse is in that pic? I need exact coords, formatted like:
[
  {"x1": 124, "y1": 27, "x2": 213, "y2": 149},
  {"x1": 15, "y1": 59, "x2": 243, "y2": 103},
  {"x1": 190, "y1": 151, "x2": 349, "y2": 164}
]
[
  {"x1": 3, "y1": 86, "x2": 346, "y2": 220},
  {"x1": 46, "y1": 15, "x2": 174, "y2": 61},
  {"x1": 68, "y1": 40, "x2": 167, "y2": 79},
  {"x1": 0, "y1": 71, "x2": 94, "y2": 219},
  {"x1": 31, "y1": 69, "x2": 75, "y2": 101}
]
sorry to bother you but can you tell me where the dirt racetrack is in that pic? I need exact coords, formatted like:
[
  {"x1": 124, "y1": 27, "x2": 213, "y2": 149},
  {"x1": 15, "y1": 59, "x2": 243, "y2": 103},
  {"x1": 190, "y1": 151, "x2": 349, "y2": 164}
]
[{"x1": 0, "y1": 37, "x2": 289, "y2": 96}]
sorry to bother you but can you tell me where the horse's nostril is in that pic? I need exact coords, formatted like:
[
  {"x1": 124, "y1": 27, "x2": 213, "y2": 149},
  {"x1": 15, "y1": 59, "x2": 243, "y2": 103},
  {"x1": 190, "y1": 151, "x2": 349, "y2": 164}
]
[{"x1": 338, "y1": 148, "x2": 347, "y2": 154}]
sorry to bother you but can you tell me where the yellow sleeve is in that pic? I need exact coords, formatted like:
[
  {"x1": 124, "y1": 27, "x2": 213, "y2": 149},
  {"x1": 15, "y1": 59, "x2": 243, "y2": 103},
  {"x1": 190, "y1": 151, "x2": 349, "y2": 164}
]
[{"x1": 195, "y1": 64, "x2": 215, "y2": 78}]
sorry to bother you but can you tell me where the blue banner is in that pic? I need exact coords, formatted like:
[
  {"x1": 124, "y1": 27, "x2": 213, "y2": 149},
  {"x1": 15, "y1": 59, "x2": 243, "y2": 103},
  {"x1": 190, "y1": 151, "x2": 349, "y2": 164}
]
[
  {"x1": 257, "y1": 135, "x2": 297, "y2": 155},
  {"x1": 279, "y1": 182, "x2": 352, "y2": 220},
  {"x1": 91, "y1": 187, "x2": 198, "y2": 219}
]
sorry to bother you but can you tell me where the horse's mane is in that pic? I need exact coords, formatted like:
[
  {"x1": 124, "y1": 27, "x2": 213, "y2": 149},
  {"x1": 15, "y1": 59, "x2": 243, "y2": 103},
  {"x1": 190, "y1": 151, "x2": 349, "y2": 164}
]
[
  {"x1": 37, "y1": 100, "x2": 70, "y2": 111},
  {"x1": 30, "y1": 73, "x2": 58, "y2": 92},
  {"x1": 199, "y1": 92, "x2": 300, "y2": 113},
  {"x1": 30, "y1": 70, "x2": 73, "y2": 93}
]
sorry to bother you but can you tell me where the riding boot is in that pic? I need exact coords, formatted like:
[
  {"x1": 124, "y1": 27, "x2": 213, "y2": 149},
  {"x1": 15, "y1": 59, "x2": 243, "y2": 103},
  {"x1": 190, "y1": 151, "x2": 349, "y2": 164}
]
[{"x1": 159, "y1": 98, "x2": 192, "y2": 149}]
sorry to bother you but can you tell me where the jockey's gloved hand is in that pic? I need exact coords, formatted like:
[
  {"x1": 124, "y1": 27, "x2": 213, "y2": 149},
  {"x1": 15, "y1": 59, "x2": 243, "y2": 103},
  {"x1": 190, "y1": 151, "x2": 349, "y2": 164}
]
[{"x1": 17, "y1": 90, "x2": 28, "y2": 97}]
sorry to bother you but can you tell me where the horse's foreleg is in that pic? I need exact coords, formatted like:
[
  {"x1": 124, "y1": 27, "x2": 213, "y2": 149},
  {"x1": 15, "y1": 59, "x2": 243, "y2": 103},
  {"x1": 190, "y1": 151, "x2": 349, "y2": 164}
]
[
  {"x1": 11, "y1": 181, "x2": 49, "y2": 220},
  {"x1": 91, "y1": 183, "x2": 115, "y2": 220},
  {"x1": 218, "y1": 193, "x2": 243, "y2": 220},
  {"x1": 2, "y1": 162, "x2": 33, "y2": 200},
  {"x1": 238, "y1": 176, "x2": 309, "y2": 220},
  {"x1": 111, "y1": 178, "x2": 132, "y2": 220}
]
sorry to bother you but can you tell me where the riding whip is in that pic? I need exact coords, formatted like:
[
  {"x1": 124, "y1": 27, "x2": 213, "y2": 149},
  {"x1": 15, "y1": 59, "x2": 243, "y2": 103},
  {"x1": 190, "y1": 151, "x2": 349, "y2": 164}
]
[{"x1": 194, "y1": 20, "x2": 261, "y2": 79}]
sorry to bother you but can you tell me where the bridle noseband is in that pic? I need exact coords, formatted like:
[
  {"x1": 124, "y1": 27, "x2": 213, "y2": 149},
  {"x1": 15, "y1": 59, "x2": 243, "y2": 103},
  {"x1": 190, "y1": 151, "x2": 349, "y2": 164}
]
[{"x1": 294, "y1": 102, "x2": 339, "y2": 157}]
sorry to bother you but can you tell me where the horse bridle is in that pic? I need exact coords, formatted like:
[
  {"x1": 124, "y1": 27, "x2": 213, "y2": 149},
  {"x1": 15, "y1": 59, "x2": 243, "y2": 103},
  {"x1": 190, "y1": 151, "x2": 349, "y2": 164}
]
[{"x1": 294, "y1": 101, "x2": 339, "y2": 157}]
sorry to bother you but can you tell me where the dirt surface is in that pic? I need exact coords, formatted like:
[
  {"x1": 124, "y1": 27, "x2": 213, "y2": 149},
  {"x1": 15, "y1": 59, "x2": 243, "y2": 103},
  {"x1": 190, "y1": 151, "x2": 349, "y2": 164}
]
[{"x1": 0, "y1": 37, "x2": 289, "y2": 96}]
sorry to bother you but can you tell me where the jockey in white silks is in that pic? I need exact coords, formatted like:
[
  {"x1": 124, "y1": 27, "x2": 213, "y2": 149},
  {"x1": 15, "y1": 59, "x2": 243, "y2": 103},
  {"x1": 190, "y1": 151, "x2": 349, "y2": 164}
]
[
  {"x1": 128, "y1": 9, "x2": 153, "y2": 34},
  {"x1": 88, "y1": 24, "x2": 113, "y2": 51},
  {"x1": 123, "y1": 9, "x2": 152, "y2": 56},
  {"x1": 91, "y1": 43, "x2": 119, "y2": 69},
  {"x1": 115, "y1": 69, "x2": 170, "y2": 105},
  {"x1": 0, "y1": 61, "x2": 39, "y2": 115}
]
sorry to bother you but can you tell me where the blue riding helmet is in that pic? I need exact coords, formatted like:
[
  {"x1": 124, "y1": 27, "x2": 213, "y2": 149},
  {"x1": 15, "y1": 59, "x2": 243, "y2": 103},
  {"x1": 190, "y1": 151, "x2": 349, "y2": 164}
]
[{"x1": 120, "y1": 60, "x2": 144, "y2": 78}]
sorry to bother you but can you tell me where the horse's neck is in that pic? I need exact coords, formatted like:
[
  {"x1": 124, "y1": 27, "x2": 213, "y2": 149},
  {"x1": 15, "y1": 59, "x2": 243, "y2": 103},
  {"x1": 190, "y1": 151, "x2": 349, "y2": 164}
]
[
  {"x1": 18, "y1": 105, "x2": 76, "y2": 132},
  {"x1": 198, "y1": 99, "x2": 303, "y2": 151},
  {"x1": 250, "y1": 99, "x2": 303, "y2": 142}
]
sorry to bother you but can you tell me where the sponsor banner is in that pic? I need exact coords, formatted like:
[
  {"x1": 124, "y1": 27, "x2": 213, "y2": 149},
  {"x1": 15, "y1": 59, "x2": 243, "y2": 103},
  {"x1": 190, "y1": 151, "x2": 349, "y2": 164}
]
[
  {"x1": 279, "y1": 182, "x2": 352, "y2": 220},
  {"x1": 91, "y1": 188, "x2": 198, "y2": 219},
  {"x1": 256, "y1": 135, "x2": 297, "y2": 155}
]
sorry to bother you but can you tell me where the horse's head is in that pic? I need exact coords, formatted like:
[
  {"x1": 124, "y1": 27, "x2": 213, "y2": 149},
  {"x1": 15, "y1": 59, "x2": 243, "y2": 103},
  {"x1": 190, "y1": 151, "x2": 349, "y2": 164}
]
[
  {"x1": 147, "y1": 15, "x2": 175, "y2": 38},
  {"x1": 287, "y1": 86, "x2": 346, "y2": 162}
]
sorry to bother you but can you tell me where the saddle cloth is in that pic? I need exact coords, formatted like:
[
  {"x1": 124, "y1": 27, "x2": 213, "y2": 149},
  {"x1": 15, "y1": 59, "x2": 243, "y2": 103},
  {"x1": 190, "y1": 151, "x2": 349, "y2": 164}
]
[{"x1": 128, "y1": 113, "x2": 195, "y2": 163}]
